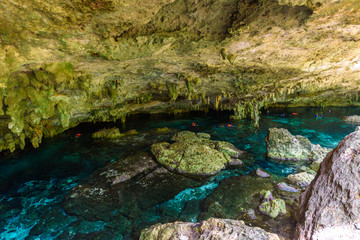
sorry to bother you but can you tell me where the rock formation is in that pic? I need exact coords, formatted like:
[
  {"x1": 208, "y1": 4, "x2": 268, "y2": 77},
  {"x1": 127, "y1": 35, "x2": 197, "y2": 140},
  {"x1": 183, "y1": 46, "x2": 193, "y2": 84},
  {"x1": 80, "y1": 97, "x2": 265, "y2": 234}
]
[
  {"x1": 296, "y1": 127, "x2": 360, "y2": 239},
  {"x1": 342, "y1": 115, "x2": 360, "y2": 123},
  {"x1": 151, "y1": 131, "x2": 248, "y2": 178},
  {"x1": 265, "y1": 128, "x2": 331, "y2": 164},
  {"x1": 140, "y1": 218, "x2": 280, "y2": 240},
  {"x1": 1, "y1": 0, "x2": 360, "y2": 152}
]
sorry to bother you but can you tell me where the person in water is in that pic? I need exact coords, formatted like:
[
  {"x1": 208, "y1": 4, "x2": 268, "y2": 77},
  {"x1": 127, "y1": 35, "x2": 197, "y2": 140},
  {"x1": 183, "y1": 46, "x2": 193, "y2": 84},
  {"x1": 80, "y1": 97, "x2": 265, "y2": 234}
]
[{"x1": 192, "y1": 121, "x2": 198, "y2": 127}]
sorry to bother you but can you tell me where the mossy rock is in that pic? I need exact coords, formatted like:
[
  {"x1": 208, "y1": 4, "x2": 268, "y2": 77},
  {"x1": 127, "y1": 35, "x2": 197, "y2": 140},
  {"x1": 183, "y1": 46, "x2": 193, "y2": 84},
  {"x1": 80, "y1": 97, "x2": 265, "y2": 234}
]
[
  {"x1": 151, "y1": 141, "x2": 227, "y2": 179},
  {"x1": 92, "y1": 128, "x2": 122, "y2": 139},
  {"x1": 258, "y1": 199, "x2": 286, "y2": 218}
]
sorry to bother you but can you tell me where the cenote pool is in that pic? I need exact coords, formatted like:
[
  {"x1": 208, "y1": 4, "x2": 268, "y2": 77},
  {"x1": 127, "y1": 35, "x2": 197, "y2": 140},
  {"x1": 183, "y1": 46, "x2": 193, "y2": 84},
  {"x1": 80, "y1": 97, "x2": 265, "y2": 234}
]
[{"x1": 0, "y1": 107, "x2": 359, "y2": 240}]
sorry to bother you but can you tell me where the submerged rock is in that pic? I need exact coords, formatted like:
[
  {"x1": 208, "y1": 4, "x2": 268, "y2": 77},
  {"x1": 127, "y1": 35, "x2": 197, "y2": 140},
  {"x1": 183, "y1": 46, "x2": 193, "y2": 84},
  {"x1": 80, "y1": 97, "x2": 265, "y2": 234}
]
[
  {"x1": 265, "y1": 128, "x2": 331, "y2": 165},
  {"x1": 296, "y1": 128, "x2": 360, "y2": 240},
  {"x1": 151, "y1": 131, "x2": 248, "y2": 179},
  {"x1": 92, "y1": 127, "x2": 122, "y2": 139},
  {"x1": 139, "y1": 218, "x2": 280, "y2": 240},
  {"x1": 63, "y1": 152, "x2": 201, "y2": 222}
]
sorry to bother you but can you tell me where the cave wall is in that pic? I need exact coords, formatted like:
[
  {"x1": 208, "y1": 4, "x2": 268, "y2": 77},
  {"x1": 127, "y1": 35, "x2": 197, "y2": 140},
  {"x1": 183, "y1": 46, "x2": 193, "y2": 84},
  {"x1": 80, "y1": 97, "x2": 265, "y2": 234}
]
[{"x1": 1, "y1": 0, "x2": 360, "y2": 152}]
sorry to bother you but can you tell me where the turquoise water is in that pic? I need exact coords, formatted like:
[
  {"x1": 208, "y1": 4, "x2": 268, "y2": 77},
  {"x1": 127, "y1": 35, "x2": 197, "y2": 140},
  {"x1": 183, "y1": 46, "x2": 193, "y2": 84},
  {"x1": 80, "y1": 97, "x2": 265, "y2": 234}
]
[{"x1": 0, "y1": 107, "x2": 358, "y2": 239}]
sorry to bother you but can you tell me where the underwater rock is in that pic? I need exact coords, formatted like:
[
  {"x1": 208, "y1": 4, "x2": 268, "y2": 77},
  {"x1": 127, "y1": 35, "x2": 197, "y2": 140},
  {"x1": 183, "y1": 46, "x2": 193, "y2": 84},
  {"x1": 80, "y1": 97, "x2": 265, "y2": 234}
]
[
  {"x1": 277, "y1": 182, "x2": 299, "y2": 193},
  {"x1": 287, "y1": 172, "x2": 315, "y2": 188},
  {"x1": 64, "y1": 152, "x2": 201, "y2": 222},
  {"x1": 296, "y1": 128, "x2": 360, "y2": 240},
  {"x1": 342, "y1": 115, "x2": 360, "y2": 123},
  {"x1": 90, "y1": 151, "x2": 158, "y2": 185},
  {"x1": 139, "y1": 217, "x2": 280, "y2": 240},
  {"x1": 259, "y1": 199, "x2": 287, "y2": 219},
  {"x1": 92, "y1": 127, "x2": 122, "y2": 139},
  {"x1": 152, "y1": 131, "x2": 248, "y2": 179},
  {"x1": 199, "y1": 175, "x2": 274, "y2": 221},
  {"x1": 256, "y1": 168, "x2": 271, "y2": 178},
  {"x1": 265, "y1": 128, "x2": 330, "y2": 164}
]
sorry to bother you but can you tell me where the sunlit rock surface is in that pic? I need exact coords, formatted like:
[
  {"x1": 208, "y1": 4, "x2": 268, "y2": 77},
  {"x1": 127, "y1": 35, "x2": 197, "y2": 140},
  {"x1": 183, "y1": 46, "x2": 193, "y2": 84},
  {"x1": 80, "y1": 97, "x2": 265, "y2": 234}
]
[
  {"x1": 265, "y1": 128, "x2": 331, "y2": 164},
  {"x1": 296, "y1": 127, "x2": 360, "y2": 240},
  {"x1": 140, "y1": 217, "x2": 280, "y2": 240},
  {"x1": 151, "y1": 131, "x2": 248, "y2": 178},
  {"x1": 1, "y1": 0, "x2": 360, "y2": 151}
]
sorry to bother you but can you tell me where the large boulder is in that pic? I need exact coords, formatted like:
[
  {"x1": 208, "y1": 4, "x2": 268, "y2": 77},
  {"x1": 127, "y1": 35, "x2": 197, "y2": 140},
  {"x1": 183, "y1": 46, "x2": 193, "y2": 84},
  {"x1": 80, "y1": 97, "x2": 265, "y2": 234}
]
[
  {"x1": 296, "y1": 127, "x2": 360, "y2": 240},
  {"x1": 151, "y1": 131, "x2": 248, "y2": 178},
  {"x1": 63, "y1": 152, "x2": 200, "y2": 221},
  {"x1": 139, "y1": 218, "x2": 280, "y2": 240},
  {"x1": 265, "y1": 128, "x2": 331, "y2": 163}
]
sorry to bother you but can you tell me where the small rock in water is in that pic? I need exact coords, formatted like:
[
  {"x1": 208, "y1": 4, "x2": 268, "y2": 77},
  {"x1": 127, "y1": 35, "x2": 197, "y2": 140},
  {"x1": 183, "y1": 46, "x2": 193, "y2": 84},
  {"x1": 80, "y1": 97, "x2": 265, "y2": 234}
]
[
  {"x1": 259, "y1": 199, "x2": 286, "y2": 218},
  {"x1": 256, "y1": 169, "x2": 270, "y2": 178},
  {"x1": 342, "y1": 115, "x2": 360, "y2": 123},
  {"x1": 277, "y1": 182, "x2": 298, "y2": 192},
  {"x1": 287, "y1": 172, "x2": 315, "y2": 187},
  {"x1": 259, "y1": 190, "x2": 274, "y2": 202},
  {"x1": 247, "y1": 209, "x2": 257, "y2": 220}
]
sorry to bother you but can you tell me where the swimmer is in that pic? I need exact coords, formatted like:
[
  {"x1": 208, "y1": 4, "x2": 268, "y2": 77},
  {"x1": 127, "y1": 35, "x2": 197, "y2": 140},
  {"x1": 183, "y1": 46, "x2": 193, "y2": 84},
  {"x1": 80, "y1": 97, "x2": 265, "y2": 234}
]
[
  {"x1": 227, "y1": 123, "x2": 233, "y2": 127},
  {"x1": 291, "y1": 113, "x2": 298, "y2": 116},
  {"x1": 75, "y1": 133, "x2": 82, "y2": 139},
  {"x1": 192, "y1": 121, "x2": 199, "y2": 127}
]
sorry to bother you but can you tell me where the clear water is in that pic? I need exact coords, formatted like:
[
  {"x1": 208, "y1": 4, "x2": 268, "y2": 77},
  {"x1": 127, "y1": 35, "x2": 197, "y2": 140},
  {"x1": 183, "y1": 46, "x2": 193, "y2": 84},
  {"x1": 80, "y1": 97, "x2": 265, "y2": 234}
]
[{"x1": 0, "y1": 107, "x2": 358, "y2": 239}]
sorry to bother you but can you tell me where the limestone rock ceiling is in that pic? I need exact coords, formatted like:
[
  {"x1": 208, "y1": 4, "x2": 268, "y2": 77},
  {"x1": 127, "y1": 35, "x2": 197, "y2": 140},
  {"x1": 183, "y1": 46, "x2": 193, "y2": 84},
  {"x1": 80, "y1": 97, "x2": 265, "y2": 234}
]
[{"x1": 0, "y1": 0, "x2": 360, "y2": 152}]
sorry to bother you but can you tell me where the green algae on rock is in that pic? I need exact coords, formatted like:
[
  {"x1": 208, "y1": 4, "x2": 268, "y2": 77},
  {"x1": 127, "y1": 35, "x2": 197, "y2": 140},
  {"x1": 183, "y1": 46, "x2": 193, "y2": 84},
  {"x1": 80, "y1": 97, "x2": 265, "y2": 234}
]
[
  {"x1": 151, "y1": 131, "x2": 248, "y2": 178},
  {"x1": 1, "y1": 0, "x2": 360, "y2": 152},
  {"x1": 259, "y1": 199, "x2": 287, "y2": 219},
  {"x1": 92, "y1": 127, "x2": 122, "y2": 139}
]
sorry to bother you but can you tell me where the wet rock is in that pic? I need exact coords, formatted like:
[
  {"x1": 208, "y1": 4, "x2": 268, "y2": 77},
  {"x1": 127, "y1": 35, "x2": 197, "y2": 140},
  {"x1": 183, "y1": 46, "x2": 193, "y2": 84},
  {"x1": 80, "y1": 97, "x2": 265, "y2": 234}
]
[
  {"x1": 342, "y1": 115, "x2": 360, "y2": 123},
  {"x1": 260, "y1": 190, "x2": 275, "y2": 202},
  {"x1": 265, "y1": 128, "x2": 312, "y2": 160},
  {"x1": 90, "y1": 151, "x2": 158, "y2": 185},
  {"x1": 287, "y1": 171, "x2": 315, "y2": 188},
  {"x1": 256, "y1": 168, "x2": 271, "y2": 178},
  {"x1": 259, "y1": 198, "x2": 287, "y2": 219},
  {"x1": 215, "y1": 141, "x2": 246, "y2": 159},
  {"x1": 151, "y1": 131, "x2": 248, "y2": 179},
  {"x1": 296, "y1": 128, "x2": 360, "y2": 240},
  {"x1": 139, "y1": 218, "x2": 280, "y2": 240},
  {"x1": 199, "y1": 175, "x2": 274, "y2": 221},
  {"x1": 64, "y1": 152, "x2": 201, "y2": 222},
  {"x1": 265, "y1": 128, "x2": 331, "y2": 165},
  {"x1": 309, "y1": 144, "x2": 332, "y2": 171},
  {"x1": 151, "y1": 141, "x2": 226, "y2": 178},
  {"x1": 92, "y1": 127, "x2": 122, "y2": 139},
  {"x1": 277, "y1": 182, "x2": 299, "y2": 193}
]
